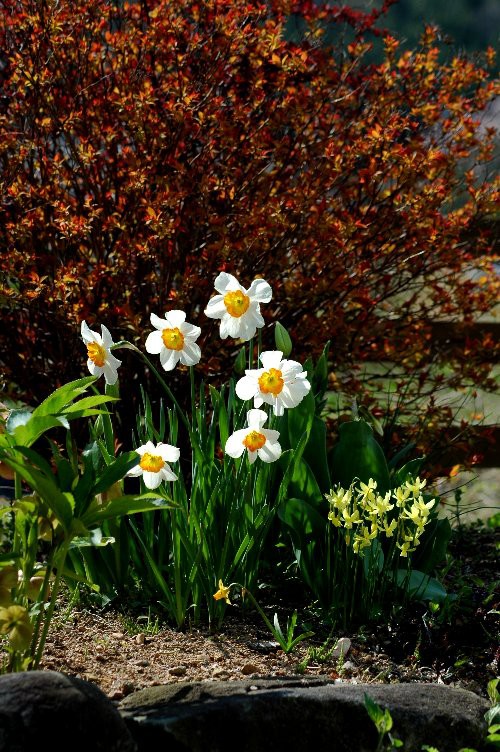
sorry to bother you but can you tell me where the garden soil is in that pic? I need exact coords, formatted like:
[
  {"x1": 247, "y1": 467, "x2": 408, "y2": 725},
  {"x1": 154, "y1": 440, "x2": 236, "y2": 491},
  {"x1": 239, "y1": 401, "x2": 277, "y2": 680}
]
[{"x1": 38, "y1": 525, "x2": 498, "y2": 701}]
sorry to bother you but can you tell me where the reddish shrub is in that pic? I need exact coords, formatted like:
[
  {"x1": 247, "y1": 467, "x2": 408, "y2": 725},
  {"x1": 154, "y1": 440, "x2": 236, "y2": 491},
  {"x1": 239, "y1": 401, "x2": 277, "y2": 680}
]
[{"x1": 0, "y1": 0, "x2": 498, "y2": 465}]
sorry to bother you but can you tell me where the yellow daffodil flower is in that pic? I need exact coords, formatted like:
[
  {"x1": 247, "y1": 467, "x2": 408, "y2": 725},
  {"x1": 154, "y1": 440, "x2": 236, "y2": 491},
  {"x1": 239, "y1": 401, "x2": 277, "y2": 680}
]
[{"x1": 213, "y1": 580, "x2": 231, "y2": 604}]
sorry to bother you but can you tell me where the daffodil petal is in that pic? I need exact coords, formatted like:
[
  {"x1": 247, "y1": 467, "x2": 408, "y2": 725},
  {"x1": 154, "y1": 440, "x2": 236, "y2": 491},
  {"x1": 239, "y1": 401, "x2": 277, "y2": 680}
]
[
  {"x1": 160, "y1": 348, "x2": 180, "y2": 371},
  {"x1": 225, "y1": 429, "x2": 248, "y2": 458},
  {"x1": 247, "y1": 408, "x2": 267, "y2": 429},
  {"x1": 145, "y1": 330, "x2": 164, "y2": 354},
  {"x1": 157, "y1": 443, "x2": 180, "y2": 463},
  {"x1": 247, "y1": 278, "x2": 272, "y2": 303},
  {"x1": 235, "y1": 375, "x2": 258, "y2": 401},
  {"x1": 259, "y1": 350, "x2": 283, "y2": 370},
  {"x1": 179, "y1": 341, "x2": 201, "y2": 366},
  {"x1": 180, "y1": 322, "x2": 202, "y2": 340},
  {"x1": 142, "y1": 471, "x2": 163, "y2": 489},
  {"x1": 150, "y1": 312, "x2": 167, "y2": 330},
  {"x1": 257, "y1": 441, "x2": 282, "y2": 463},
  {"x1": 204, "y1": 295, "x2": 227, "y2": 318},
  {"x1": 100, "y1": 324, "x2": 114, "y2": 349},
  {"x1": 165, "y1": 310, "x2": 186, "y2": 328},
  {"x1": 214, "y1": 272, "x2": 241, "y2": 294}
]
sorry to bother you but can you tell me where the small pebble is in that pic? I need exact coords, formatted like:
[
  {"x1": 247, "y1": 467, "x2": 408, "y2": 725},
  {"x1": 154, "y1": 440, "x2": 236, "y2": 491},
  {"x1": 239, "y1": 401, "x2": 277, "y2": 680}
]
[
  {"x1": 135, "y1": 659, "x2": 150, "y2": 667},
  {"x1": 241, "y1": 663, "x2": 259, "y2": 675},
  {"x1": 170, "y1": 666, "x2": 187, "y2": 677},
  {"x1": 112, "y1": 632, "x2": 125, "y2": 640},
  {"x1": 332, "y1": 637, "x2": 351, "y2": 659},
  {"x1": 135, "y1": 633, "x2": 145, "y2": 645}
]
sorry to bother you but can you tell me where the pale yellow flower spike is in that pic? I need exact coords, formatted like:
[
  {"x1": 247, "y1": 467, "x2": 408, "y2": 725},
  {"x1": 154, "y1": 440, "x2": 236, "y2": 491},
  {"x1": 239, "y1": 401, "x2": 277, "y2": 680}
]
[{"x1": 213, "y1": 580, "x2": 231, "y2": 605}]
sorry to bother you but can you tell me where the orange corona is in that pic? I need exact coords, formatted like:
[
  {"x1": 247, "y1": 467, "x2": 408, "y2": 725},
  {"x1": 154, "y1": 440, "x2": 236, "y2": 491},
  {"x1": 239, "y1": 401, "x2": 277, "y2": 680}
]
[
  {"x1": 162, "y1": 327, "x2": 185, "y2": 351},
  {"x1": 139, "y1": 453, "x2": 165, "y2": 473},
  {"x1": 243, "y1": 430, "x2": 266, "y2": 452},
  {"x1": 87, "y1": 342, "x2": 106, "y2": 367},
  {"x1": 258, "y1": 368, "x2": 284, "y2": 396},
  {"x1": 224, "y1": 290, "x2": 250, "y2": 318}
]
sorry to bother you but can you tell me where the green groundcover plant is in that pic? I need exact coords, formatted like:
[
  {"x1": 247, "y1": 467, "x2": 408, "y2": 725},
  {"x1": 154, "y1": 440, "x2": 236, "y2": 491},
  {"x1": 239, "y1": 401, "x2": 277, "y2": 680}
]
[{"x1": 0, "y1": 271, "x2": 452, "y2": 670}]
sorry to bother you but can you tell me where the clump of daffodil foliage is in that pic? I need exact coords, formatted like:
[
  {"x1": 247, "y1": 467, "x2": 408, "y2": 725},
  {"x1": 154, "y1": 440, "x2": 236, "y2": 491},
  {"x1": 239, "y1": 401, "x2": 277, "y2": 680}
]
[{"x1": 326, "y1": 476, "x2": 435, "y2": 558}]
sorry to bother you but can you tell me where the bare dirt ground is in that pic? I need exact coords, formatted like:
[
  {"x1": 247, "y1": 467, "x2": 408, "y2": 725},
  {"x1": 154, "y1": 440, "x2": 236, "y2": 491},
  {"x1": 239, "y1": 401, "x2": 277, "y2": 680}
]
[{"x1": 38, "y1": 525, "x2": 499, "y2": 701}]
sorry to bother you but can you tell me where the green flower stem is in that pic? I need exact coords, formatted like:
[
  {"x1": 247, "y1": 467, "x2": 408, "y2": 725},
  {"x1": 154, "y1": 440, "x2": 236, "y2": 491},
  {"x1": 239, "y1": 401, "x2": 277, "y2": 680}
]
[
  {"x1": 189, "y1": 366, "x2": 196, "y2": 433},
  {"x1": 31, "y1": 537, "x2": 71, "y2": 669},
  {"x1": 120, "y1": 341, "x2": 191, "y2": 437},
  {"x1": 247, "y1": 338, "x2": 254, "y2": 370}
]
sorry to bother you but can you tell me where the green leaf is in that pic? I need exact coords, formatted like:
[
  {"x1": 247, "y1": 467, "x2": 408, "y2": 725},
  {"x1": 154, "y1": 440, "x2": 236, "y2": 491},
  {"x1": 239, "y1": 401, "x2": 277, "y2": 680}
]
[
  {"x1": 6, "y1": 408, "x2": 33, "y2": 434},
  {"x1": 10, "y1": 416, "x2": 71, "y2": 447},
  {"x1": 395, "y1": 569, "x2": 447, "y2": 603},
  {"x1": 63, "y1": 394, "x2": 118, "y2": 414},
  {"x1": 81, "y1": 493, "x2": 175, "y2": 527},
  {"x1": 302, "y1": 415, "x2": 331, "y2": 494},
  {"x1": 391, "y1": 457, "x2": 424, "y2": 487},
  {"x1": 70, "y1": 529, "x2": 116, "y2": 548},
  {"x1": 32, "y1": 377, "x2": 96, "y2": 417},
  {"x1": 412, "y1": 517, "x2": 451, "y2": 573},
  {"x1": 274, "y1": 322, "x2": 292, "y2": 358},
  {"x1": 234, "y1": 346, "x2": 247, "y2": 375},
  {"x1": 485, "y1": 705, "x2": 500, "y2": 728},
  {"x1": 364, "y1": 693, "x2": 384, "y2": 725},
  {"x1": 330, "y1": 419, "x2": 390, "y2": 494},
  {"x1": 92, "y1": 451, "x2": 139, "y2": 496},
  {"x1": 363, "y1": 538, "x2": 385, "y2": 578},
  {"x1": 0, "y1": 456, "x2": 74, "y2": 530}
]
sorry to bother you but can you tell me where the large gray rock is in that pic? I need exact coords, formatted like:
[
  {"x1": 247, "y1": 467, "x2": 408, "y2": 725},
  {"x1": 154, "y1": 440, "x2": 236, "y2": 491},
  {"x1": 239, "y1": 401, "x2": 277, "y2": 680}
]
[
  {"x1": 120, "y1": 678, "x2": 489, "y2": 752},
  {"x1": 0, "y1": 671, "x2": 136, "y2": 752}
]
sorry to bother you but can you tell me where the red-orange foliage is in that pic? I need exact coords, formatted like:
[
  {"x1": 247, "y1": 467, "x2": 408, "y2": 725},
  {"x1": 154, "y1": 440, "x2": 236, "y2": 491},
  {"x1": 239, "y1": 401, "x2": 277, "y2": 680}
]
[{"x1": 0, "y1": 0, "x2": 498, "y2": 464}]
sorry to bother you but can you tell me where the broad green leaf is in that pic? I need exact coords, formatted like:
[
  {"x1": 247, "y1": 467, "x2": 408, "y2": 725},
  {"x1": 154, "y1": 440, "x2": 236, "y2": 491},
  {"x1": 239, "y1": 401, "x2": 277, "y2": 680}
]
[
  {"x1": 70, "y1": 529, "x2": 116, "y2": 548},
  {"x1": 81, "y1": 493, "x2": 175, "y2": 527},
  {"x1": 92, "y1": 451, "x2": 139, "y2": 496},
  {"x1": 391, "y1": 457, "x2": 424, "y2": 488},
  {"x1": 32, "y1": 377, "x2": 96, "y2": 417},
  {"x1": 395, "y1": 569, "x2": 447, "y2": 602},
  {"x1": 0, "y1": 456, "x2": 74, "y2": 530},
  {"x1": 302, "y1": 415, "x2": 331, "y2": 494},
  {"x1": 412, "y1": 517, "x2": 451, "y2": 573},
  {"x1": 278, "y1": 497, "x2": 326, "y2": 539},
  {"x1": 330, "y1": 419, "x2": 390, "y2": 494},
  {"x1": 11, "y1": 416, "x2": 70, "y2": 447},
  {"x1": 6, "y1": 408, "x2": 33, "y2": 434},
  {"x1": 280, "y1": 456, "x2": 324, "y2": 508},
  {"x1": 286, "y1": 390, "x2": 315, "y2": 450}
]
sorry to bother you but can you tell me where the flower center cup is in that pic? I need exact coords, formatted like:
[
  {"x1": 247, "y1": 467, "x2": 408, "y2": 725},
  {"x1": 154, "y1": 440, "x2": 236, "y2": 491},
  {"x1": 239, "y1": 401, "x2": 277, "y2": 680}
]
[
  {"x1": 161, "y1": 327, "x2": 185, "y2": 351},
  {"x1": 87, "y1": 342, "x2": 106, "y2": 367},
  {"x1": 139, "y1": 453, "x2": 165, "y2": 473},
  {"x1": 243, "y1": 430, "x2": 267, "y2": 452},
  {"x1": 223, "y1": 290, "x2": 250, "y2": 318},
  {"x1": 258, "y1": 368, "x2": 284, "y2": 396}
]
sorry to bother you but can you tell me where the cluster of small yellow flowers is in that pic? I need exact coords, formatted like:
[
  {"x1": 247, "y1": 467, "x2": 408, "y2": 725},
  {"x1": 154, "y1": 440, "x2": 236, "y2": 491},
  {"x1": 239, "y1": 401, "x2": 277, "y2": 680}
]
[{"x1": 326, "y1": 477, "x2": 436, "y2": 558}]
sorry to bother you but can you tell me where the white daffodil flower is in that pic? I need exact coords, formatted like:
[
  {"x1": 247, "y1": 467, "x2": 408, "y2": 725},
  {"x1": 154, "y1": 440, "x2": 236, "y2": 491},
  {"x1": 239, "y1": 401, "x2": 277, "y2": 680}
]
[
  {"x1": 235, "y1": 350, "x2": 311, "y2": 416},
  {"x1": 145, "y1": 310, "x2": 201, "y2": 371},
  {"x1": 81, "y1": 321, "x2": 122, "y2": 385},
  {"x1": 204, "y1": 272, "x2": 272, "y2": 341},
  {"x1": 225, "y1": 409, "x2": 281, "y2": 464},
  {"x1": 127, "y1": 440, "x2": 180, "y2": 489}
]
